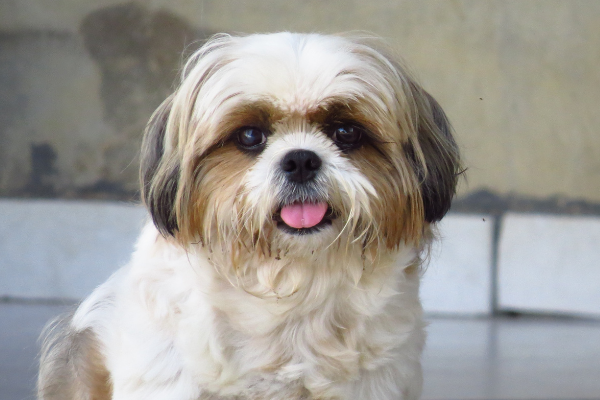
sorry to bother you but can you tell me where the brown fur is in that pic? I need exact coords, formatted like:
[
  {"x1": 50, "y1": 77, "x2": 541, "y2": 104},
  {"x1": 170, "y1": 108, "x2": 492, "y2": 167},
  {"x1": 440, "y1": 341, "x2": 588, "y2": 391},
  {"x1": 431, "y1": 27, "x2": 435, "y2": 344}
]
[
  {"x1": 186, "y1": 142, "x2": 255, "y2": 246},
  {"x1": 143, "y1": 93, "x2": 458, "y2": 247},
  {"x1": 140, "y1": 33, "x2": 461, "y2": 267},
  {"x1": 38, "y1": 313, "x2": 112, "y2": 400}
]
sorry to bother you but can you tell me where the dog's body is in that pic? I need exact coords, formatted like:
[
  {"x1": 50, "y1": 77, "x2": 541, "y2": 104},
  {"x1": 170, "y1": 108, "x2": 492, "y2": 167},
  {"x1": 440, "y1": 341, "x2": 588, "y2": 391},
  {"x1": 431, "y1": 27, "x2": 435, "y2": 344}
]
[{"x1": 38, "y1": 32, "x2": 460, "y2": 400}]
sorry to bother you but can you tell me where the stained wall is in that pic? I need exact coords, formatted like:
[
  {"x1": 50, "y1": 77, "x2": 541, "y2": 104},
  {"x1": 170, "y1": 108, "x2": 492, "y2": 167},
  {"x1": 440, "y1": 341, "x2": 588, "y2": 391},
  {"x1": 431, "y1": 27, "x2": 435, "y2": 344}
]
[{"x1": 2, "y1": 1, "x2": 599, "y2": 209}]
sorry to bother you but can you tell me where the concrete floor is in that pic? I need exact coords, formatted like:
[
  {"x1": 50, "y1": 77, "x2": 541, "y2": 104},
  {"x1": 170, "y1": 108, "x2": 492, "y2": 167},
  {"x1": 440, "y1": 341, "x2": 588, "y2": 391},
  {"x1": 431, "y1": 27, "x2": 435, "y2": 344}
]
[
  {"x1": 421, "y1": 316, "x2": 600, "y2": 399},
  {"x1": 1, "y1": 302, "x2": 599, "y2": 400}
]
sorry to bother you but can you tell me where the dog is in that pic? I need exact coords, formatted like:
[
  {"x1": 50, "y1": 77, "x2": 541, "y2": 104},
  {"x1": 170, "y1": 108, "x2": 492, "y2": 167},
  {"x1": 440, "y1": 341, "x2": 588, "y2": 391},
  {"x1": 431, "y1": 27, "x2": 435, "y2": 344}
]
[{"x1": 38, "y1": 32, "x2": 460, "y2": 400}]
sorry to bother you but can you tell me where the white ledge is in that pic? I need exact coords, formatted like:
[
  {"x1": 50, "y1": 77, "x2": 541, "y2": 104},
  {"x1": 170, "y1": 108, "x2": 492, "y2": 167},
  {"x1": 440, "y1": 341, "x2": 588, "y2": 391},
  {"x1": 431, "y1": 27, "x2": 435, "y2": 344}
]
[{"x1": 498, "y1": 213, "x2": 600, "y2": 318}]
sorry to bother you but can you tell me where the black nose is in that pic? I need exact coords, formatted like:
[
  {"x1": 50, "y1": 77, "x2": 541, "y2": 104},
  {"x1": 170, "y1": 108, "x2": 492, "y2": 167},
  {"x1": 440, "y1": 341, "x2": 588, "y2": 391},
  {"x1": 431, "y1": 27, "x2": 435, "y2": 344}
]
[{"x1": 280, "y1": 150, "x2": 322, "y2": 183}]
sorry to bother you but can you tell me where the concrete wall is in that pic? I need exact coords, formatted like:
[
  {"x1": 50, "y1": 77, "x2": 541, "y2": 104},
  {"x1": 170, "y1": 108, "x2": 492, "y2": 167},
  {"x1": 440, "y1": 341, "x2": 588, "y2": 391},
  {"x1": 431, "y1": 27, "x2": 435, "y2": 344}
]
[
  {"x1": 1, "y1": 0, "x2": 600, "y2": 208},
  {"x1": 1, "y1": 2, "x2": 599, "y2": 316}
]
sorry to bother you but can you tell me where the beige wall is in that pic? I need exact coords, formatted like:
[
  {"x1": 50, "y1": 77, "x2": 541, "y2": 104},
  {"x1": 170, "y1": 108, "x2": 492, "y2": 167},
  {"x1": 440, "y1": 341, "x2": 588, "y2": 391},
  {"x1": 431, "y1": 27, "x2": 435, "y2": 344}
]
[{"x1": 1, "y1": 1, "x2": 599, "y2": 205}]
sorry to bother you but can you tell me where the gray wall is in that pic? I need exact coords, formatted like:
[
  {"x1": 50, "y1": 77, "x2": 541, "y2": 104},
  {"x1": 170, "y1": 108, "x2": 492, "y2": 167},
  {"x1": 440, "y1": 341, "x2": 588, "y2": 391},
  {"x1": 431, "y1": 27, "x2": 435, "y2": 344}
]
[
  {"x1": 1, "y1": 1, "x2": 600, "y2": 213},
  {"x1": 2, "y1": 1, "x2": 600, "y2": 317}
]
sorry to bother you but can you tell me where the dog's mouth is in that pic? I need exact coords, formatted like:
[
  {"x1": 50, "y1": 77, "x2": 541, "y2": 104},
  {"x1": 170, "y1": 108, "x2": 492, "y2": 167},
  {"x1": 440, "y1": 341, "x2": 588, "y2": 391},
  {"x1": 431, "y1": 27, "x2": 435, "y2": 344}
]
[{"x1": 273, "y1": 201, "x2": 336, "y2": 235}]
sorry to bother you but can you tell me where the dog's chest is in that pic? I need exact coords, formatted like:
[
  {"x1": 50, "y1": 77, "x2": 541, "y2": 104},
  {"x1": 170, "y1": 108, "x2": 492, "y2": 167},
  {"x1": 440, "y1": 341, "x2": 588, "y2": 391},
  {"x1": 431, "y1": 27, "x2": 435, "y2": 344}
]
[
  {"x1": 197, "y1": 285, "x2": 391, "y2": 399},
  {"x1": 159, "y1": 249, "x2": 410, "y2": 399}
]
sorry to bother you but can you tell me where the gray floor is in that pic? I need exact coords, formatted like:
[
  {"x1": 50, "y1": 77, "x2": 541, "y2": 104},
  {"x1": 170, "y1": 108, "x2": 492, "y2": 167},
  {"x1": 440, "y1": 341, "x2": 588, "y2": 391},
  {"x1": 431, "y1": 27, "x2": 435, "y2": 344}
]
[
  {"x1": 422, "y1": 316, "x2": 600, "y2": 399},
  {"x1": 1, "y1": 303, "x2": 599, "y2": 400},
  {"x1": 0, "y1": 302, "x2": 75, "y2": 400}
]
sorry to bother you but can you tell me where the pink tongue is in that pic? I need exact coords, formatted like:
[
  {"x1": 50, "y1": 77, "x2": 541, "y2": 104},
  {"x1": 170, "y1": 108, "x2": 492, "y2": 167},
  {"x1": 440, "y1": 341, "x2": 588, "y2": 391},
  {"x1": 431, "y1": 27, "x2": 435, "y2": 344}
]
[{"x1": 280, "y1": 202, "x2": 328, "y2": 229}]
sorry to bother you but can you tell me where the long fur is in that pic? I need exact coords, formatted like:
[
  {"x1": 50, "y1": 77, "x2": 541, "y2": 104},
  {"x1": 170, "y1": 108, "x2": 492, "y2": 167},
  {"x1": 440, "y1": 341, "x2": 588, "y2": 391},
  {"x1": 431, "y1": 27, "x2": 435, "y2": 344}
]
[{"x1": 39, "y1": 32, "x2": 460, "y2": 400}]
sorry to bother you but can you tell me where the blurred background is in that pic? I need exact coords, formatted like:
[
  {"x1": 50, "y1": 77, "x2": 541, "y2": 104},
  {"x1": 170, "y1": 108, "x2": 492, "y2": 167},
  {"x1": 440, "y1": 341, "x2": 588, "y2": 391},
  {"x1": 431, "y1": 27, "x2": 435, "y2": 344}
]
[{"x1": 1, "y1": 1, "x2": 599, "y2": 399}]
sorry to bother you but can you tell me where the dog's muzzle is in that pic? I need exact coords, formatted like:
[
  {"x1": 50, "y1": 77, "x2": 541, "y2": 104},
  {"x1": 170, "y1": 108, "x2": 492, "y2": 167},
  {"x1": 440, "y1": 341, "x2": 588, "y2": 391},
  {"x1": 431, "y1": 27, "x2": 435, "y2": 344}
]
[{"x1": 274, "y1": 149, "x2": 335, "y2": 234}]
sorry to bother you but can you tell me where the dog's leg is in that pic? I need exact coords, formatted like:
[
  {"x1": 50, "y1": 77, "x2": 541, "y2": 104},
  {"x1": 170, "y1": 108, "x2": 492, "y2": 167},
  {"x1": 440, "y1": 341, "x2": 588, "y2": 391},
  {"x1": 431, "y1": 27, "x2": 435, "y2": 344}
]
[{"x1": 38, "y1": 312, "x2": 112, "y2": 400}]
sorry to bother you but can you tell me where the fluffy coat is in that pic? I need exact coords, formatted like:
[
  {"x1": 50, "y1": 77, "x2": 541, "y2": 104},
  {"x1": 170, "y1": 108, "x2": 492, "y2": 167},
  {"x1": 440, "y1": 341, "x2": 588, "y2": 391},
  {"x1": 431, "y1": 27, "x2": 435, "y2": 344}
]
[{"x1": 38, "y1": 32, "x2": 460, "y2": 400}]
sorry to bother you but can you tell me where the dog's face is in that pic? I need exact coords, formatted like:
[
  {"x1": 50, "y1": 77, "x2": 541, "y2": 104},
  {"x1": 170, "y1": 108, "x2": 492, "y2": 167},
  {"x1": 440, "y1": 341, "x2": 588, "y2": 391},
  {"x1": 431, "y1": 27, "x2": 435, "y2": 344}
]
[{"x1": 141, "y1": 33, "x2": 460, "y2": 261}]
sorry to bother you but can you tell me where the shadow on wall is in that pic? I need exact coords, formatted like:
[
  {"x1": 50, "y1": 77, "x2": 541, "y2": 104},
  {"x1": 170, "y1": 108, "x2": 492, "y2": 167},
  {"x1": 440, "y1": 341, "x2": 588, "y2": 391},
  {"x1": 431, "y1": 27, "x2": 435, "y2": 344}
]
[
  {"x1": 80, "y1": 3, "x2": 207, "y2": 149},
  {"x1": 0, "y1": 3, "x2": 214, "y2": 200}
]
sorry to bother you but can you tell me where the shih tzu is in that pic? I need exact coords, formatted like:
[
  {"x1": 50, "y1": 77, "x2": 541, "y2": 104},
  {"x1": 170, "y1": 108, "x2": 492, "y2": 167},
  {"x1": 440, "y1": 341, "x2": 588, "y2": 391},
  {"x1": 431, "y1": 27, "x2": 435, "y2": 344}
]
[{"x1": 38, "y1": 32, "x2": 460, "y2": 400}]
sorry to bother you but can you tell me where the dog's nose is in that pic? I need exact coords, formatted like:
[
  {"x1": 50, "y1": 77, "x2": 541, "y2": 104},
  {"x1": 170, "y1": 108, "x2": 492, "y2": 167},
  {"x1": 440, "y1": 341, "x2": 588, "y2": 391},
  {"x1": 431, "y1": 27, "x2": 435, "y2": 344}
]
[{"x1": 281, "y1": 150, "x2": 322, "y2": 183}]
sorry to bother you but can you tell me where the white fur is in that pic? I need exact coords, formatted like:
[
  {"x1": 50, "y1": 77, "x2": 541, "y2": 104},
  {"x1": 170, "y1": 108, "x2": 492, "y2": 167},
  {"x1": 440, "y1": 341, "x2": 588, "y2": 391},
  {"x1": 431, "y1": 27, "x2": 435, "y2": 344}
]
[
  {"x1": 73, "y1": 223, "x2": 424, "y2": 400},
  {"x1": 65, "y1": 32, "x2": 434, "y2": 400}
]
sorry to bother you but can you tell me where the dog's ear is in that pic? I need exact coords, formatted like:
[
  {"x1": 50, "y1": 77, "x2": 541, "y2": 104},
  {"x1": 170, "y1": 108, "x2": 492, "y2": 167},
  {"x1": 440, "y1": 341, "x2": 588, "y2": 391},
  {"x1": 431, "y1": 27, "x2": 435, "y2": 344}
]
[
  {"x1": 140, "y1": 95, "x2": 180, "y2": 236},
  {"x1": 407, "y1": 87, "x2": 461, "y2": 223}
]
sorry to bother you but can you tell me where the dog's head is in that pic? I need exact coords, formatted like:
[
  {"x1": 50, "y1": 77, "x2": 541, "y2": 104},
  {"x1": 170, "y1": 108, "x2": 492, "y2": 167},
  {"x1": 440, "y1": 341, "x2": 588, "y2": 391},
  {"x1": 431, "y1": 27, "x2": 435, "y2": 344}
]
[{"x1": 141, "y1": 32, "x2": 460, "y2": 260}]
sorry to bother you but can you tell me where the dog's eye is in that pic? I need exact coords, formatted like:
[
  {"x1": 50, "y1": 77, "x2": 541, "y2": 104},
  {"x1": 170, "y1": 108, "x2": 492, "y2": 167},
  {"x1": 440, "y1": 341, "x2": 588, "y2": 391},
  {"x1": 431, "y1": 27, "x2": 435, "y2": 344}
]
[
  {"x1": 332, "y1": 125, "x2": 362, "y2": 149},
  {"x1": 237, "y1": 127, "x2": 267, "y2": 150}
]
